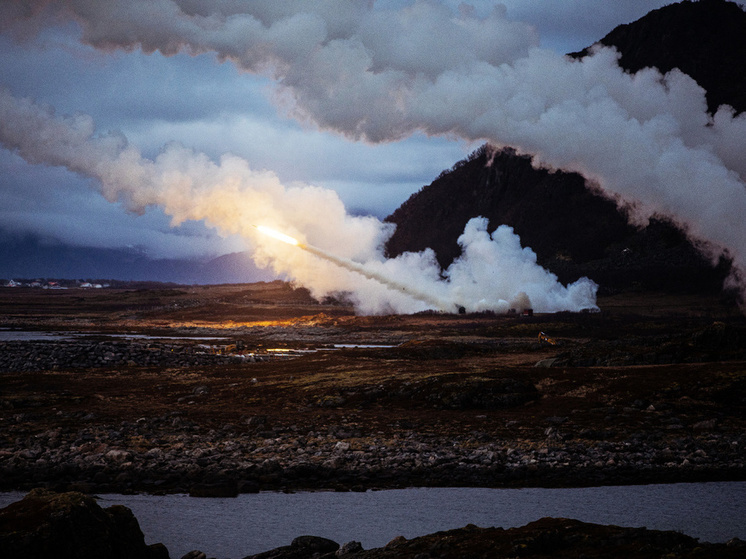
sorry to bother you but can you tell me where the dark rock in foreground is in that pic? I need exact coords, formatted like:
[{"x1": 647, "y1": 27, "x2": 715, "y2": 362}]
[
  {"x1": 0, "y1": 488, "x2": 168, "y2": 559},
  {"x1": 244, "y1": 517, "x2": 746, "y2": 559},
  {"x1": 243, "y1": 535, "x2": 339, "y2": 559}
]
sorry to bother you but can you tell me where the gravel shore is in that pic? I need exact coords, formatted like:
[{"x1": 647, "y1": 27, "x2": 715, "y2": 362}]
[{"x1": 2, "y1": 403, "x2": 744, "y2": 495}]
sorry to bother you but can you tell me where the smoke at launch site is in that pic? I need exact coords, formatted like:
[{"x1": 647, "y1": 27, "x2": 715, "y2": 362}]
[{"x1": 1, "y1": 1, "x2": 745, "y2": 312}]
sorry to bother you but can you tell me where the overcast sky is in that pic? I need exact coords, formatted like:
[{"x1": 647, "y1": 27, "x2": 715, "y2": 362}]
[{"x1": 0, "y1": 1, "x2": 672, "y2": 263}]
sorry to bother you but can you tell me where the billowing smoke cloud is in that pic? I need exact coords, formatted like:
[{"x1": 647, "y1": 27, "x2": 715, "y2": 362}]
[
  {"x1": 2, "y1": 0, "x2": 745, "y2": 307},
  {"x1": 447, "y1": 219, "x2": 598, "y2": 313},
  {"x1": 0, "y1": 87, "x2": 595, "y2": 313}
]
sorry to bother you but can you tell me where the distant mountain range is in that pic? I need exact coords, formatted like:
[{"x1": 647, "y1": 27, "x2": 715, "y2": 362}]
[
  {"x1": 385, "y1": 0, "x2": 745, "y2": 296},
  {"x1": 0, "y1": 232, "x2": 274, "y2": 284}
]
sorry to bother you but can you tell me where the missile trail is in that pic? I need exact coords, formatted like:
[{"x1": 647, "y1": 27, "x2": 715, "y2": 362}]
[{"x1": 255, "y1": 225, "x2": 458, "y2": 312}]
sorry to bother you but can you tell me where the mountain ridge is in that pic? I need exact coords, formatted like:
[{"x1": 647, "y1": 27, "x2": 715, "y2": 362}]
[{"x1": 571, "y1": 0, "x2": 746, "y2": 115}]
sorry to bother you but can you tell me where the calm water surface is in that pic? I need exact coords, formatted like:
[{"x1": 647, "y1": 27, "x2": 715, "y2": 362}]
[
  {"x1": 2, "y1": 483, "x2": 745, "y2": 558},
  {"x1": 0, "y1": 330, "x2": 75, "y2": 341},
  {"x1": 0, "y1": 330, "x2": 227, "y2": 341}
]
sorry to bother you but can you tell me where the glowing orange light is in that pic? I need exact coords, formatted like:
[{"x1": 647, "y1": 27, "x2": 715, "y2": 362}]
[{"x1": 256, "y1": 225, "x2": 300, "y2": 246}]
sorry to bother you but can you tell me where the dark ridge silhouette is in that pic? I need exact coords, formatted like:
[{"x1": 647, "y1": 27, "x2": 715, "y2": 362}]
[
  {"x1": 571, "y1": 0, "x2": 746, "y2": 116},
  {"x1": 385, "y1": 0, "x2": 743, "y2": 295}
]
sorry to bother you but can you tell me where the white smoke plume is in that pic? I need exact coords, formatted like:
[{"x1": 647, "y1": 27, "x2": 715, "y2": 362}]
[
  {"x1": 2, "y1": 0, "x2": 745, "y2": 307},
  {"x1": 0, "y1": 87, "x2": 595, "y2": 314},
  {"x1": 447, "y1": 219, "x2": 598, "y2": 313}
]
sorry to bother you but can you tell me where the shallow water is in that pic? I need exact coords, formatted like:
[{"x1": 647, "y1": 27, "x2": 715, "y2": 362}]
[
  {"x1": 0, "y1": 330, "x2": 227, "y2": 342},
  {"x1": 0, "y1": 330, "x2": 76, "y2": 341},
  {"x1": 2, "y1": 482, "x2": 745, "y2": 558}
]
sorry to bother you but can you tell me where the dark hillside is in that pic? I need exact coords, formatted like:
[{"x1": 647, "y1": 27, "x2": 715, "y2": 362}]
[
  {"x1": 386, "y1": 147, "x2": 631, "y2": 272},
  {"x1": 572, "y1": 0, "x2": 746, "y2": 115},
  {"x1": 385, "y1": 0, "x2": 743, "y2": 295},
  {"x1": 385, "y1": 147, "x2": 729, "y2": 293}
]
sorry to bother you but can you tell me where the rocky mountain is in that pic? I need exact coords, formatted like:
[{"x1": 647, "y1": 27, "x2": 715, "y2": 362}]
[{"x1": 385, "y1": 0, "x2": 745, "y2": 295}]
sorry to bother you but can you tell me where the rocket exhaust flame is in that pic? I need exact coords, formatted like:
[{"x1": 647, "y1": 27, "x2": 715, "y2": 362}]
[
  {"x1": 255, "y1": 225, "x2": 300, "y2": 246},
  {"x1": 255, "y1": 225, "x2": 458, "y2": 312}
]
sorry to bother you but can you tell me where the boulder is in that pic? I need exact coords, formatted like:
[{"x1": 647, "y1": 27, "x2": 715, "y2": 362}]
[
  {"x1": 0, "y1": 488, "x2": 169, "y2": 559},
  {"x1": 243, "y1": 535, "x2": 339, "y2": 559}
]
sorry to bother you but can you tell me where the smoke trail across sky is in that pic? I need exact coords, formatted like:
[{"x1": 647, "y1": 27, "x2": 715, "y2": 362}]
[
  {"x1": 0, "y1": 87, "x2": 596, "y2": 313},
  {"x1": 254, "y1": 225, "x2": 456, "y2": 312},
  {"x1": 1, "y1": 0, "x2": 745, "y2": 309}
]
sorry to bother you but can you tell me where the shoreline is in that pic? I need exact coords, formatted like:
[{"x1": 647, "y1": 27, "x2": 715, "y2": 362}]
[{"x1": 2, "y1": 410, "x2": 744, "y2": 496}]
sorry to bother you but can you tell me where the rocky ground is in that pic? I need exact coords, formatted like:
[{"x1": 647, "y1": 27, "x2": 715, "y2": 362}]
[
  {"x1": 243, "y1": 519, "x2": 746, "y2": 559},
  {"x1": 1, "y1": 282, "x2": 745, "y2": 556}
]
